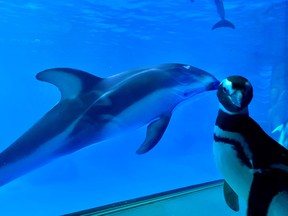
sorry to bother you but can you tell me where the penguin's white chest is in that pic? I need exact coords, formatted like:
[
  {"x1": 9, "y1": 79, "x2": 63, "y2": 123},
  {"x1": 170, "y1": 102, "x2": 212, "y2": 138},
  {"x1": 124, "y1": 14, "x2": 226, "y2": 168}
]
[{"x1": 214, "y1": 126, "x2": 254, "y2": 201}]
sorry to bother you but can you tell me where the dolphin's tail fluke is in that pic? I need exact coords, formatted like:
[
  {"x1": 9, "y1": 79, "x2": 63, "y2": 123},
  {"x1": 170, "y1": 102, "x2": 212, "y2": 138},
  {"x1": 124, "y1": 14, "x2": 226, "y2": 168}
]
[{"x1": 212, "y1": 19, "x2": 235, "y2": 30}]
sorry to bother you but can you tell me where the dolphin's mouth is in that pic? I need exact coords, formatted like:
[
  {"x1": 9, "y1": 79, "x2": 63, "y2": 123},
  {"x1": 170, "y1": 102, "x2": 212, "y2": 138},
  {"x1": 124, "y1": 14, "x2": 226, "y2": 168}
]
[{"x1": 207, "y1": 80, "x2": 220, "y2": 90}]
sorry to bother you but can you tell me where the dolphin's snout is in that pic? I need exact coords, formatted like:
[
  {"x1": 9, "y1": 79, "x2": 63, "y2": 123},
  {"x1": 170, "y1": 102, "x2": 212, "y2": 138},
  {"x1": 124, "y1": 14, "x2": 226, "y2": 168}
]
[{"x1": 207, "y1": 80, "x2": 220, "y2": 90}]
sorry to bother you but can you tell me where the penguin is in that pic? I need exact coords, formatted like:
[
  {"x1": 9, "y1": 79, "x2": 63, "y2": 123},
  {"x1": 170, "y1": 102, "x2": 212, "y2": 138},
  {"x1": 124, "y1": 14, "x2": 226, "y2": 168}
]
[{"x1": 213, "y1": 75, "x2": 288, "y2": 216}]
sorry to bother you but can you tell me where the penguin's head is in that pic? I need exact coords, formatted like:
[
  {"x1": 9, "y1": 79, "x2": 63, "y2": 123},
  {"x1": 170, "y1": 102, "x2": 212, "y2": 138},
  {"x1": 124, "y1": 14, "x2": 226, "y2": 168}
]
[{"x1": 217, "y1": 76, "x2": 253, "y2": 114}]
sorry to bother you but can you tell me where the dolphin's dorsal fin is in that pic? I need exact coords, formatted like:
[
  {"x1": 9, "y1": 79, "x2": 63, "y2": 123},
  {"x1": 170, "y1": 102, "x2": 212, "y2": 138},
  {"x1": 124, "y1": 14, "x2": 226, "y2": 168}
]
[
  {"x1": 136, "y1": 114, "x2": 171, "y2": 154},
  {"x1": 223, "y1": 180, "x2": 239, "y2": 212},
  {"x1": 36, "y1": 68, "x2": 104, "y2": 100}
]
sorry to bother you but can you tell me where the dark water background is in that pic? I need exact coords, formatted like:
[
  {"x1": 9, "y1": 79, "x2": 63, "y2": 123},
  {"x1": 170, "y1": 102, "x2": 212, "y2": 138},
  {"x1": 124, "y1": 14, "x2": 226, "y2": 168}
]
[{"x1": 0, "y1": 0, "x2": 287, "y2": 215}]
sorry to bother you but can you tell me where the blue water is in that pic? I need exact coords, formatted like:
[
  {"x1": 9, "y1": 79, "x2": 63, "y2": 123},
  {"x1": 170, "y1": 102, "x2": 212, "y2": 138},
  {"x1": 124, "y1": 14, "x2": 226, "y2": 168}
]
[{"x1": 0, "y1": 0, "x2": 287, "y2": 215}]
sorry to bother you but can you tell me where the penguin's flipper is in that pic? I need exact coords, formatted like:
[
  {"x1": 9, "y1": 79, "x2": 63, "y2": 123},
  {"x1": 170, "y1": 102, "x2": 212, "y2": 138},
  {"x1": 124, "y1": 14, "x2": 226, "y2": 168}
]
[
  {"x1": 136, "y1": 114, "x2": 171, "y2": 154},
  {"x1": 223, "y1": 180, "x2": 239, "y2": 212}
]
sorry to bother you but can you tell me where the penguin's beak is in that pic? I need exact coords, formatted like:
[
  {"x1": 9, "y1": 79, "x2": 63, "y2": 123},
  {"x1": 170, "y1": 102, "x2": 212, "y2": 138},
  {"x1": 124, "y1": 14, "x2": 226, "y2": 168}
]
[{"x1": 229, "y1": 90, "x2": 243, "y2": 107}]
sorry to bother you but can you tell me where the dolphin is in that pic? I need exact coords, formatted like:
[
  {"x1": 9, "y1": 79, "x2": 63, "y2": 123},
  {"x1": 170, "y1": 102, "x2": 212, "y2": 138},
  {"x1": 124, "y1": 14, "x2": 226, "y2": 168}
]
[
  {"x1": 269, "y1": 62, "x2": 288, "y2": 148},
  {"x1": 0, "y1": 63, "x2": 219, "y2": 187},
  {"x1": 212, "y1": 0, "x2": 235, "y2": 30}
]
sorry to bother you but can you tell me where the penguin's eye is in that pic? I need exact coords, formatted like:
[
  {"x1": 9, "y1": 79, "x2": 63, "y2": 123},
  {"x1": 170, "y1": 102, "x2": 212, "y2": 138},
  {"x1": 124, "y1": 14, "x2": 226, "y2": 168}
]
[{"x1": 223, "y1": 87, "x2": 227, "y2": 93}]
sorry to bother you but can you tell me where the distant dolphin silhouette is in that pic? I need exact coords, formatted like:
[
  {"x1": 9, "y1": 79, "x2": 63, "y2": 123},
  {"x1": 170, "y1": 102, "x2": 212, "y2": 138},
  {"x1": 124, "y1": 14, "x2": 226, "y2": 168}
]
[
  {"x1": 269, "y1": 62, "x2": 288, "y2": 148},
  {"x1": 0, "y1": 63, "x2": 219, "y2": 186},
  {"x1": 212, "y1": 0, "x2": 235, "y2": 30}
]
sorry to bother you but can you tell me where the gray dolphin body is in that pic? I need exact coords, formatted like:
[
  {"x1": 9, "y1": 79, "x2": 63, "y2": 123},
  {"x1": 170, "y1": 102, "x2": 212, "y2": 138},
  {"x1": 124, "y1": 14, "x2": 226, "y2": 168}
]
[
  {"x1": 0, "y1": 63, "x2": 219, "y2": 186},
  {"x1": 212, "y1": 0, "x2": 235, "y2": 30}
]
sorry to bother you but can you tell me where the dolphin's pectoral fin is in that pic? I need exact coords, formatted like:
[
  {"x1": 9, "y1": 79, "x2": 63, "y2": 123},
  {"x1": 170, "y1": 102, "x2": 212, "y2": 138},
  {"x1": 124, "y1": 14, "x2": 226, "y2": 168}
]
[
  {"x1": 272, "y1": 124, "x2": 284, "y2": 133},
  {"x1": 36, "y1": 68, "x2": 104, "y2": 100},
  {"x1": 223, "y1": 180, "x2": 239, "y2": 212},
  {"x1": 273, "y1": 122, "x2": 288, "y2": 148},
  {"x1": 136, "y1": 114, "x2": 171, "y2": 154}
]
